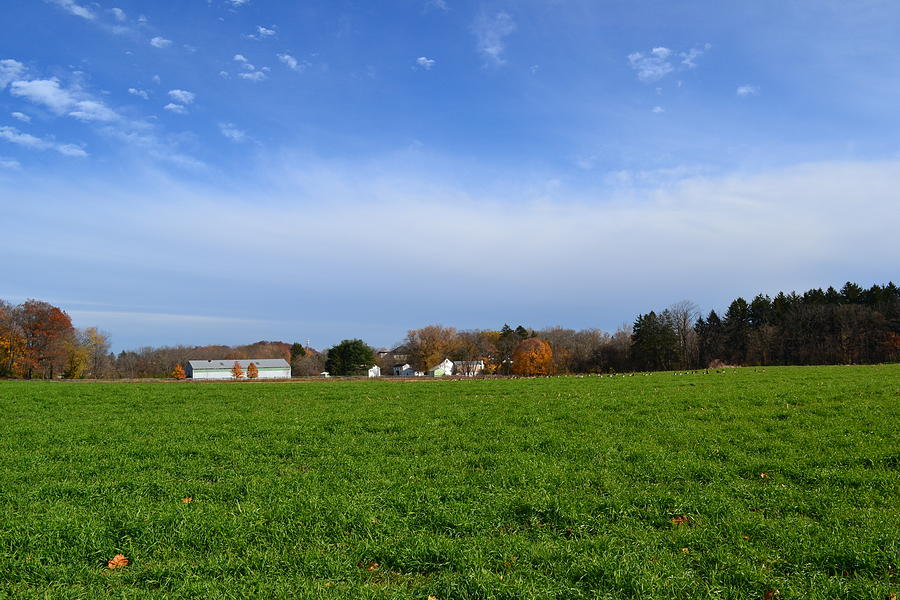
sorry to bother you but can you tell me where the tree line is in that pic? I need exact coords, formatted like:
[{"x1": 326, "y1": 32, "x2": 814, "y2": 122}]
[{"x1": 1, "y1": 281, "x2": 897, "y2": 379}]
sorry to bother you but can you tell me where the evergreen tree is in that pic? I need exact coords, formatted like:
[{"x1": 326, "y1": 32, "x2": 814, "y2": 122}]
[{"x1": 324, "y1": 339, "x2": 375, "y2": 376}]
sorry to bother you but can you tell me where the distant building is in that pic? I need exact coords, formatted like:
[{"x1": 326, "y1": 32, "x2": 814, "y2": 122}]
[
  {"x1": 367, "y1": 365, "x2": 381, "y2": 378},
  {"x1": 428, "y1": 358, "x2": 454, "y2": 377},
  {"x1": 378, "y1": 345, "x2": 410, "y2": 363},
  {"x1": 392, "y1": 363, "x2": 422, "y2": 377},
  {"x1": 453, "y1": 360, "x2": 485, "y2": 376},
  {"x1": 186, "y1": 359, "x2": 291, "y2": 380}
]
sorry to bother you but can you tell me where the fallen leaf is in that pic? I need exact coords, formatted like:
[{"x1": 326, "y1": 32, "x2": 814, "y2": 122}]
[
  {"x1": 107, "y1": 554, "x2": 129, "y2": 569},
  {"x1": 743, "y1": 535, "x2": 750, "y2": 540},
  {"x1": 671, "y1": 515, "x2": 690, "y2": 526},
  {"x1": 357, "y1": 561, "x2": 379, "y2": 571},
  {"x1": 763, "y1": 589, "x2": 779, "y2": 599},
  {"x1": 428, "y1": 596, "x2": 438, "y2": 600},
  {"x1": 760, "y1": 472, "x2": 769, "y2": 479},
  {"x1": 181, "y1": 497, "x2": 193, "y2": 503},
  {"x1": 681, "y1": 547, "x2": 689, "y2": 554}
]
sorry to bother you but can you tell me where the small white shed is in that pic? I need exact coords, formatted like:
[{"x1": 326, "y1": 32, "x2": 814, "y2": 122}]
[{"x1": 367, "y1": 365, "x2": 381, "y2": 378}]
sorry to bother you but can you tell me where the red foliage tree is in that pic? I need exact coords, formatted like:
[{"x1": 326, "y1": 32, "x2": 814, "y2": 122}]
[
  {"x1": 19, "y1": 300, "x2": 74, "y2": 379},
  {"x1": 511, "y1": 338, "x2": 554, "y2": 376},
  {"x1": 247, "y1": 362, "x2": 259, "y2": 379}
]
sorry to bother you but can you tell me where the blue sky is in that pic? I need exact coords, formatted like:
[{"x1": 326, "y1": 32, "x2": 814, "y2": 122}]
[{"x1": 1, "y1": 0, "x2": 899, "y2": 351}]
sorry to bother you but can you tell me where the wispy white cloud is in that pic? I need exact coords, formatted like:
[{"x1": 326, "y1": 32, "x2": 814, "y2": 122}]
[
  {"x1": 128, "y1": 87, "x2": 149, "y2": 99},
  {"x1": 737, "y1": 84, "x2": 760, "y2": 97},
  {"x1": 168, "y1": 89, "x2": 195, "y2": 104},
  {"x1": 68, "y1": 99, "x2": 119, "y2": 122},
  {"x1": 627, "y1": 47, "x2": 673, "y2": 82},
  {"x1": 10, "y1": 79, "x2": 73, "y2": 112},
  {"x1": 111, "y1": 7, "x2": 126, "y2": 22},
  {"x1": 0, "y1": 157, "x2": 22, "y2": 170},
  {"x1": 628, "y1": 44, "x2": 710, "y2": 82},
  {"x1": 218, "y1": 122, "x2": 247, "y2": 143},
  {"x1": 238, "y1": 71, "x2": 267, "y2": 82},
  {"x1": 11, "y1": 111, "x2": 31, "y2": 123},
  {"x1": 0, "y1": 59, "x2": 26, "y2": 89},
  {"x1": 246, "y1": 25, "x2": 277, "y2": 40},
  {"x1": 234, "y1": 54, "x2": 267, "y2": 80},
  {"x1": 427, "y1": 0, "x2": 448, "y2": 11},
  {"x1": 227, "y1": 0, "x2": 250, "y2": 6},
  {"x1": 150, "y1": 36, "x2": 172, "y2": 49},
  {"x1": 0, "y1": 125, "x2": 87, "y2": 157},
  {"x1": 277, "y1": 53, "x2": 306, "y2": 72},
  {"x1": 415, "y1": 56, "x2": 436, "y2": 70},
  {"x1": 46, "y1": 0, "x2": 95, "y2": 20},
  {"x1": 163, "y1": 103, "x2": 187, "y2": 115},
  {"x1": 10, "y1": 78, "x2": 119, "y2": 122},
  {"x1": 473, "y1": 11, "x2": 516, "y2": 66},
  {"x1": 680, "y1": 44, "x2": 711, "y2": 68},
  {"x1": 652, "y1": 106, "x2": 665, "y2": 114}
]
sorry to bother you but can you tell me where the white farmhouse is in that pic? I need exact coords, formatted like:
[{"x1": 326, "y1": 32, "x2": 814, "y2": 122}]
[
  {"x1": 186, "y1": 358, "x2": 291, "y2": 380},
  {"x1": 367, "y1": 365, "x2": 381, "y2": 378},
  {"x1": 427, "y1": 358, "x2": 454, "y2": 377}
]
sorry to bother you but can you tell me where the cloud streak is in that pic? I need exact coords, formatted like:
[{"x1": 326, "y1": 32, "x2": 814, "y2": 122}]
[
  {"x1": 0, "y1": 125, "x2": 87, "y2": 156},
  {"x1": 473, "y1": 11, "x2": 516, "y2": 66}
]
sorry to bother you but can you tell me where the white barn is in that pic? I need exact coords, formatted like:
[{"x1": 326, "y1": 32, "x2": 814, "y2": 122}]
[{"x1": 186, "y1": 358, "x2": 291, "y2": 380}]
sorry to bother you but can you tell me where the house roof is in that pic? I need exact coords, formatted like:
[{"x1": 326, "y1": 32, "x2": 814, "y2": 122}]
[{"x1": 188, "y1": 358, "x2": 290, "y2": 370}]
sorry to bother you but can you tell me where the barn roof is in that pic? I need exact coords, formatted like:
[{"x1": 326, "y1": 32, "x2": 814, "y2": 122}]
[{"x1": 188, "y1": 359, "x2": 290, "y2": 370}]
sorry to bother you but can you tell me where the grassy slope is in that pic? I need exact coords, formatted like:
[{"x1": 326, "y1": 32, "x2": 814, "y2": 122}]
[{"x1": 0, "y1": 366, "x2": 897, "y2": 599}]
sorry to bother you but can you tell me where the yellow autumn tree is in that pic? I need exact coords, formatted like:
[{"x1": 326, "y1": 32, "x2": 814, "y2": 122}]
[
  {"x1": 172, "y1": 364, "x2": 186, "y2": 380},
  {"x1": 231, "y1": 361, "x2": 244, "y2": 379},
  {"x1": 247, "y1": 362, "x2": 259, "y2": 379},
  {"x1": 511, "y1": 338, "x2": 554, "y2": 376}
]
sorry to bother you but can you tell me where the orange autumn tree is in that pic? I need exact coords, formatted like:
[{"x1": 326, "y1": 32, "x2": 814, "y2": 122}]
[
  {"x1": 231, "y1": 361, "x2": 244, "y2": 379},
  {"x1": 247, "y1": 362, "x2": 258, "y2": 379},
  {"x1": 19, "y1": 300, "x2": 74, "y2": 379},
  {"x1": 511, "y1": 338, "x2": 554, "y2": 376},
  {"x1": 172, "y1": 364, "x2": 186, "y2": 380}
]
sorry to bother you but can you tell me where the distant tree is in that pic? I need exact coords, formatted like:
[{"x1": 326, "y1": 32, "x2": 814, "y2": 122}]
[
  {"x1": 290, "y1": 342, "x2": 306, "y2": 362},
  {"x1": 172, "y1": 364, "x2": 186, "y2": 380},
  {"x1": 19, "y1": 300, "x2": 74, "y2": 379},
  {"x1": 324, "y1": 339, "x2": 375, "y2": 376},
  {"x1": 247, "y1": 362, "x2": 259, "y2": 379},
  {"x1": 631, "y1": 311, "x2": 678, "y2": 371},
  {"x1": 0, "y1": 300, "x2": 24, "y2": 377},
  {"x1": 293, "y1": 350, "x2": 325, "y2": 376},
  {"x1": 723, "y1": 298, "x2": 752, "y2": 364},
  {"x1": 231, "y1": 361, "x2": 244, "y2": 379},
  {"x1": 405, "y1": 325, "x2": 458, "y2": 371},
  {"x1": 511, "y1": 338, "x2": 554, "y2": 376},
  {"x1": 667, "y1": 300, "x2": 700, "y2": 369},
  {"x1": 64, "y1": 331, "x2": 90, "y2": 379}
]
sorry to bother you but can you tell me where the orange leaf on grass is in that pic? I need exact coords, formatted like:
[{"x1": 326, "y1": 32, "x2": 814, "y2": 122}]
[
  {"x1": 671, "y1": 515, "x2": 690, "y2": 526},
  {"x1": 107, "y1": 554, "x2": 129, "y2": 569},
  {"x1": 181, "y1": 497, "x2": 193, "y2": 503}
]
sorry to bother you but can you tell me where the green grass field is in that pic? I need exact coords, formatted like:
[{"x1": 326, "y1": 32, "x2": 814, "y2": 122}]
[{"x1": 1, "y1": 366, "x2": 898, "y2": 599}]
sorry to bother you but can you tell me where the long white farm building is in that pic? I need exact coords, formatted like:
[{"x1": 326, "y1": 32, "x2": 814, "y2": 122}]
[{"x1": 186, "y1": 359, "x2": 291, "y2": 380}]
